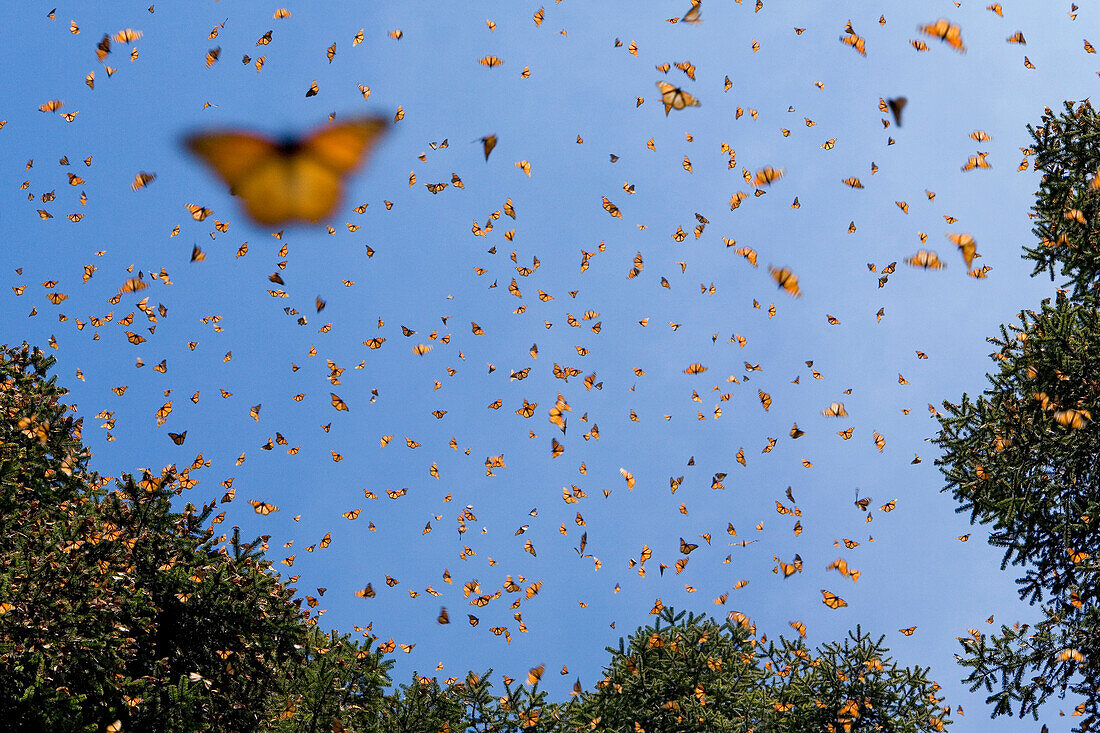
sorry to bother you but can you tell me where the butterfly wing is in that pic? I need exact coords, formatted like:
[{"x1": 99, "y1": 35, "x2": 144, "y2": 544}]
[
  {"x1": 186, "y1": 132, "x2": 281, "y2": 190},
  {"x1": 657, "y1": 81, "x2": 676, "y2": 114},
  {"x1": 887, "y1": 97, "x2": 907, "y2": 126},
  {"x1": 302, "y1": 117, "x2": 388, "y2": 175},
  {"x1": 482, "y1": 134, "x2": 498, "y2": 160}
]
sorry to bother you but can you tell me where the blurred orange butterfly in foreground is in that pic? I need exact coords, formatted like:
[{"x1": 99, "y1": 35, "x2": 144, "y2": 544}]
[{"x1": 185, "y1": 117, "x2": 388, "y2": 226}]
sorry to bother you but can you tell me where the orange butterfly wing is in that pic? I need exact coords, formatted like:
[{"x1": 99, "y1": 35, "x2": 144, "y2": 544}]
[
  {"x1": 302, "y1": 118, "x2": 388, "y2": 174},
  {"x1": 186, "y1": 118, "x2": 387, "y2": 225},
  {"x1": 186, "y1": 132, "x2": 280, "y2": 191}
]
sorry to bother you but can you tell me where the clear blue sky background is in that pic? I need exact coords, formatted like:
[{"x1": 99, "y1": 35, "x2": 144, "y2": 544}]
[{"x1": 1, "y1": 0, "x2": 1096, "y2": 728}]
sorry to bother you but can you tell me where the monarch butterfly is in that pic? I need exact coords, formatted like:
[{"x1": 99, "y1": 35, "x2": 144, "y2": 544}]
[
  {"x1": 186, "y1": 117, "x2": 387, "y2": 226},
  {"x1": 480, "y1": 134, "x2": 498, "y2": 160},
  {"x1": 185, "y1": 203, "x2": 213, "y2": 221},
  {"x1": 619, "y1": 468, "x2": 635, "y2": 489},
  {"x1": 601, "y1": 196, "x2": 622, "y2": 218},
  {"x1": 840, "y1": 33, "x2": 866, "y2": 56},
  {"x1": 752, "y1": 166, "x2": 784, "y2": 186},
  {"x1": 906, "y1": 249, "x2": 946, "y2": 269},
  {"x1": 248, "y1": 499, "x2": 278, "y2": 515},
  {"x1": 961, "y1": 152, "x2": 991, "y2": 171},
  {"x1": 887, "y1": 97, "x2": 907, "y2": 126},
  {"x1": 684, "y1": 363, "x2": 707, "y2": 374},
  {"x1": 769, "y1": 266, "x2": 801, "y2": 297},
  {"x1": 656, "y1": 81, "x2": 700, "y2": 115},
  {"x1": 1006, "y1": 31, "x2": 1025, "y2": 44},
  {"x1": 947, "y1": 233, "x2": 977, "y2": 267},
  {"x1": 527, "y1": 664, "x2": 545, "y2": 685},
  {"x1": 675, "y1": 60, "x2": 696, "y2": 79},
  {"x1": 920, "y1": 19, "x2": 965, "y2": 52},
  {"x1": 168, "y1": 431, "x2": 187, "y2": 445},
  {"x1": 128, "y1": 171, "x2": 157, "y2": 190},
  {"x1": 681, "y1": 1, "x2": 701, "y2": 24},
  {"x1": 1054, "y1": 408, "x2": 1090, "y2": 429},
  {"x1": 1067, "y1": 547, "x2": 1090, "y2": 563},
  {"x1": 821, "y1": 590, "x2": 847, "y2": 609},
  {"x1": 478, "y1": 56, "x2": 504, "y2": 67},
  {"x1": 823, "y1": 402, "x2": 848, "y2": 417},
  {"x1": 842, "y1": 177, "x2": 864, "y2": 188},
  {"x1": 119, "y1": 277, "x2": 148, "y2": 293},
  {"x1": 776, "y1": 554, "x2": 802, "y2": 577}
]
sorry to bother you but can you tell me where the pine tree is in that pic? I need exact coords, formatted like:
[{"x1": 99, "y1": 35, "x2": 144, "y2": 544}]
[
  {"x1": 0, "y1": 343, "x2": 309, "y2": 733},
  {"x1": 933, "y1": 100, "x2": 1100, "y2": 729},
  {"x1": 572, "y1": 608, "x2": 950, "y2": 732}
]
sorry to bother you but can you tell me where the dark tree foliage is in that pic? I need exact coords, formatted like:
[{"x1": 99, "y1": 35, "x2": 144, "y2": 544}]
[
  {"x1": 264, "y1": 626, "x2": 393, "y2": 733},
  {"x1": 572, "y1": 608, "x2": 950, "y2": 733},
  {"x1": 379, "y1": 669, "x2": 567, "y2": 733},
  {"x1": 572, "y1": 609, "x2": 765, "y2": 732},
  {"x1": 0, "y1": 343, "x2": 309, "y2": 733},
  {"x1": 758, "y1": 628, "x2": 949, "y2": 733},
  {"x1": 933, "y1": 100, "x2": 1100, "y2": 730}
]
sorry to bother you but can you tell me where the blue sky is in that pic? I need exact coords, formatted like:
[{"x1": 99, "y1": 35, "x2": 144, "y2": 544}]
[{"x1": 2, "y1": 0, "x2": 1097, "y2": 728}]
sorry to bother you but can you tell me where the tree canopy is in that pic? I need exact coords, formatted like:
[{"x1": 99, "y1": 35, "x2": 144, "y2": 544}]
[
  {"x1": 0, "y1": 344, "x2": 318, "y2": 733},
  {"x1": 934, "y1": 100, "x2": 1100, "y2": 730}
]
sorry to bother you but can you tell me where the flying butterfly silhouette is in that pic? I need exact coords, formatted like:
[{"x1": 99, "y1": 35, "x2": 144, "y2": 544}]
[
  {"x1": 906, "y1": 249, "x2": 946, "y2": 269},
  {"x1": 656, "y1": 81, "x2": 700, "y2": 115},
  {"x1": 481, "y1": 134, "x2": 498, "y2": 160},
  {"x1": 821, "y1": 590, "x2": 848, "y2": 609},
  {"x1": 948, "y1": 233, "x2": 977, "y2": 267},
  {"x1": 186, "y1": 117, "x2": 388, "y2": 226},
  {"x1": 887, "y1": 97, "x2": 907, "y2": 126},
  {"x1": 681, "y1": 0, "x2": 701, "y2": 23},
  {"x1": 920, "y1": 19, "x2": 965, "y2": 52},
  {"x1": 769, "y1": 266, "x2": 801, "y2": 297}
]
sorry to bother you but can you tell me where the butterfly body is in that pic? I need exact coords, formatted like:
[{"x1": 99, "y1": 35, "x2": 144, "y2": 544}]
[{"x1": 186, "y1": 117, "x2": 387, "y2": 226}]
